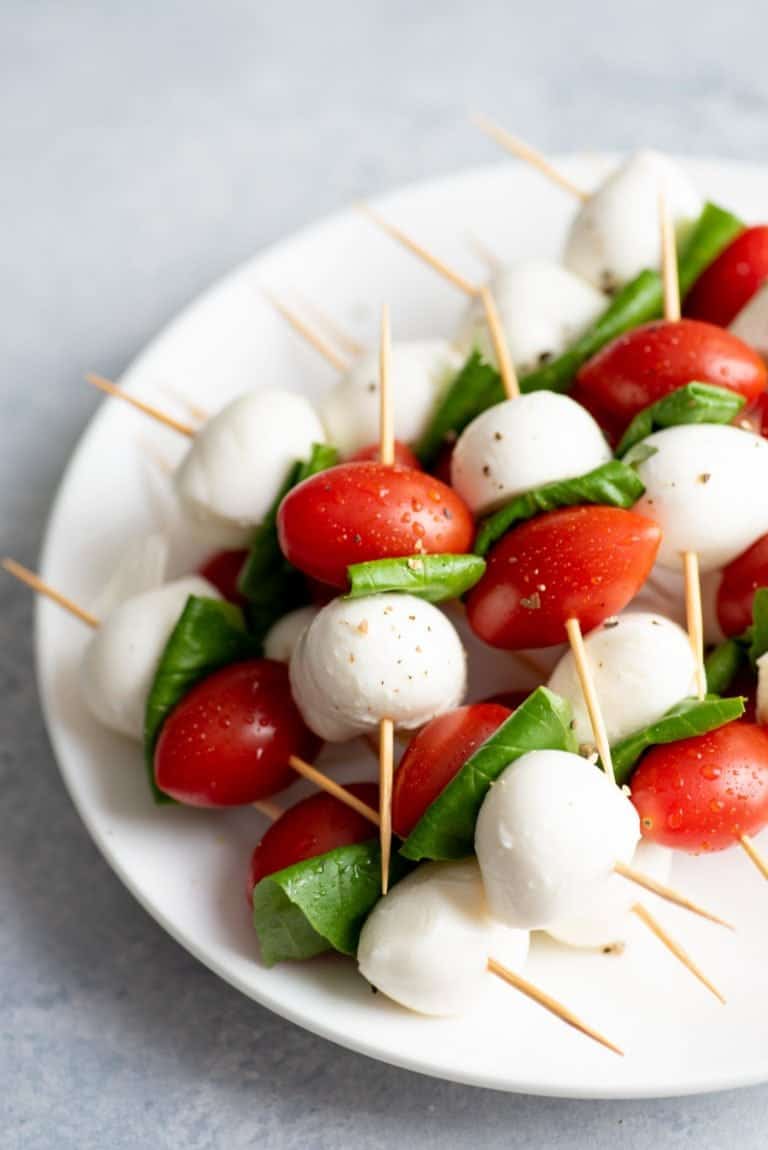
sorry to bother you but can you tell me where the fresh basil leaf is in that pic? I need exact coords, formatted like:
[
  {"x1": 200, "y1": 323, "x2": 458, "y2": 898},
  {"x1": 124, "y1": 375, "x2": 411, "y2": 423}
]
[
  {"x1": 616, "y1": 382, "x2": 746, "y2": 457},
  {"x1": 252, "y1": 841, "x2": 411, "y2": 966},
  {"x1": 474, "y1": 461, "x2": 644, "y2": 557},
  {"x1": 400, "y1": 687, "x2": 577, "y2": 861},
  {"x1": 747, "y1": 588, "x2": 768, "y2": 668},
  {"x1": 346, "y1": 553, "x2": 486, "y2": 603},
  {"x1": 623, "y1": 442, "x2": 659, "y2": 470},
  {"x1": 613, "y1": 695, "x2": 745, "y2": 786},
  {"x1": 144, "y1": 596, "x2": 259, "y2": 802},
  {"x1": 705, "y1": 638, "x2": 746, "y2": 695},
  {"x1": 678, "y1": 202, "x2": 745, "y2": 296},
  {"x1": 238, "y1": 443, "x2": 338, "y2": 644},
  {"x1": 416, "y1": 351, "x2": 503, "y2": 467}
]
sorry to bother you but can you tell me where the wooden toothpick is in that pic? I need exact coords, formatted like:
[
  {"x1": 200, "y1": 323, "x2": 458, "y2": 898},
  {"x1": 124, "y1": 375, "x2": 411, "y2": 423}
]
[
  {"x1": 683, "y1": 550, "x2": 707, "y2": 701},
  {"x1": 378, "y1": 304, "x2": 395, "y2": 465},
  {"x1": 252, "y1": 799, "x2": 284, "y2": 822},
  {"x1": 479, "y1": 285, "x2": 520, "y2": 400},
  {"x1": 379, "y1": 717, "x2": 395, "y2": 894},
  {"x1": 564, "y1": 617, "x2": 615, "y2": 784},
  {"x1": 86, "y1": 374, "x2": 197, "y2": 438},
  {"x1": 473, "y1": 116, "x2": 590, "y2": 202},
  {"x1": 632, "y1": 903, "x2": 726, "y2": 1004},
  {"x1": 287, "y1": 756, "x2": 381, "y2": 824},
  {"x1": 614, "y1": 861, "x2": 732, "y2": 929},
  {"x1": 264, "y1": 291, "x2": 351, "y2": 372},
  {"x1": 292, "y1": 292, "x2": 365, "y2": 357},
  {"x1": 2, "y1": 559, "x2": 99, "y2": 628},
  {"x1": 659, "y1": 190, "x2": 682, "y2": 322},
  {"x1": 739, "y1": 833, "x2": 768, "y2": 881}
]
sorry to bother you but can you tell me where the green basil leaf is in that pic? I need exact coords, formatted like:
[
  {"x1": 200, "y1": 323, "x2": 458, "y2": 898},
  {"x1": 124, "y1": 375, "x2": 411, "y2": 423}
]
[
  {"x1": 622, "y1": 442, "x2": 659, "y2": 470},
  {"x1": 616, "y1": 382, "x2": 746, "y2": 457},
  {"x1": 705, "y1": 638, "x2": 746, "y2": 695},
  {"x1": 747, "y1": 587, "x2": 768, "y2": 667},
  {"x1": 678, "y1": 202, "x2": 746, "y2": 296},
  {"x1": 238, "y1": 443, "x2": 338, "y2": 644},
  {"x1": 416, "y1": 351, "x2": 503, "y2": 467},
  {"x1": 252, "y1": 841, "x2": 411, "y2": 966},
  {"x1": 474, "y1": 461, "x2": 644, "y2": 557},
  {"x1": 400, "y1": 687, "x2": 577, "y2": 861},
  {"x1": 144, "y1": 596, "x2": 259, "y2": 802},
  {"x1": 346, "y1": 553, "x2": 486, "y2": 603},
  {"x1": 613, "y1": 695, "x2": 745, "y2": 786}
]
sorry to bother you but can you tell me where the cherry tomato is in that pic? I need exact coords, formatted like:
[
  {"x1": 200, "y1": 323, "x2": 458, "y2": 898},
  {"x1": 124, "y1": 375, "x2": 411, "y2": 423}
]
[
  {"x1": 574, "y1": 320, "x2": 767, "y2": 437},
  {"x1": 198, "y1": 548, "x2": 249, "y2": 606},
  {"x1": 717, "y1": 532, "x2": 768, "y2": 637},
  {"x1": 466, "y1": 506, "x2": 661, "y2": 650},
  {"x1": 349, "y1": 440, "x2": 421, "y2": 468},
  {"x1": 631, "y1": 722, "x2": 768, "y2": 852},
  {"x1": 155, "y1": 659, "x2": 321, "y2": 806},
  {"x1": 685, "y1": 226, "x2": 768, "y2": 327},
  {"x1": 277, "y1": 461, "x2": 474, "y2": 588},
  {"x1": 249, "y1": 783, "x2": 379, "y2": 887},
  {"x1": 432, "y1": 440, "x2": 456, "y2": 486},
  {"x1": 756, "y1": 392, "x2": 768, "y2": 438},
  {"x1": 392, "y1": 703, "x2": 511, "y2": 837}
]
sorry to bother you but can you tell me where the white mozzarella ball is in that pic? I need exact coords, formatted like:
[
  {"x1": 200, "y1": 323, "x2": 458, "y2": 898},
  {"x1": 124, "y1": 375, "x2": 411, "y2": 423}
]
[
  {"x1": 357, "y1": 860, "x2": 529, "y2": 1016},
  {"x1": 730, "y1": 284, "x2": 768, "y2": 360},
  {"x1": 547, "y1": 841, "x2": 672, "y2": 949},
  {"x1": 450, "y1": 392, "x2": 611, "y2": 517},
  {"x1": 290, "y1": 593, "x2": 466, "y2": 742},
  {"x1": 475, "y1": 750, "x2": 640, "y2": 930},
  {"x1": 757, "y1": 653, "x2": 768, "y2": 727},
  {"x1": 547, "y1": 612, "x2": 697, "y2": 748},
  {"x1": 318, "y1": 341, "x2": 462, "y2": 458},
  {"x1": 91, "y1": 533, "x2": 170, "y2": 618},
  {"x1": 263, "y1": 606, "x2": 319, "y2": 663},
  {"x1": 174, "y1": 390, "x2": 325, "y2": 543},
  {"x1": 457, "y1": 260, "x2": 606, "y2": 375},
  {"x1": 564, "y1": 150, "x2": 702, "y2": 292},
  {"x1": 634, "y1": 425, "x2": 768, "y2": 571},
  {"x1": 81, "y1": 576, "x2": 220, "y2": 739}
]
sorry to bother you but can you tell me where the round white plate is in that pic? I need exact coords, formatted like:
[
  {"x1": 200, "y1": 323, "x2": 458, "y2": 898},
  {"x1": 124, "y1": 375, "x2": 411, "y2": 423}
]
[{"x1": 37, "y1": 155, "x2": 768, "y2": 1098}]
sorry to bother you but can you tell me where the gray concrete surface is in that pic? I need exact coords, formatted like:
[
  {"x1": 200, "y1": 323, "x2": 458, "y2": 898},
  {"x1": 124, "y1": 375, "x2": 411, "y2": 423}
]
[{"x1": 2, "y1": 2, "x2": 768, "y2": 1146}]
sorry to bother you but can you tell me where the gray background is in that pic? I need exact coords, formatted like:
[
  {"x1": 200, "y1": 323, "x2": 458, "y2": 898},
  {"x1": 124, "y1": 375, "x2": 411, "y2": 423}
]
[{"x1": 2, "y1": 2, "x2": 767, "y2": 1146}]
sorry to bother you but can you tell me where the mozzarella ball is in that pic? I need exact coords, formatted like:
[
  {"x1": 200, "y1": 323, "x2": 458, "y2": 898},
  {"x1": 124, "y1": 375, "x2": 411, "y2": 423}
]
[
  {"x1": 174, "y1": 390, "x2": 325, "y2": 543},
  {"x1": 450, "y1": 392, "x2": 611, "y2": 517},
  {"x1": 319, "y1": 341, "x2": 462, "y2": 457},
  {"x1": 547, "y1": 612, "x2": 697, "y2": 747},
  {"x1": 634, "y1": 425, "x2": 768, "y2": 571},
  {"x1": 290, "y1": 593, "x2": 466, "y2": 742},
  {"x1": 357, "y1": 860, "x2": 529, "y2": 1016},
  {"x1": 475, "y1": 750, "x2": 640, "y2": 930},
  {"x1": 730, "y1": 283, "x2": 768, "y2": 361},
  {"x1": 81, "y1": 576, "x2": 219, "y2": 739},
  {"x1": 457, "y1": 259, "x2": 606, "y2": 375},
  {"x1": 91, "y1": 533, "x2": 169, "y2": 618},
  {"x1": 547, "y1": 841, "x2": 672, "y2": 949},
  {"x1": 263, "y1": 606, "x2": 319, "y2": 663},
  {"x1": 757, "y1": 653, "x2": 768, "y2": 727},
  {"x1": 564, "y1": 150, "x2": 702, "y2": 292}
]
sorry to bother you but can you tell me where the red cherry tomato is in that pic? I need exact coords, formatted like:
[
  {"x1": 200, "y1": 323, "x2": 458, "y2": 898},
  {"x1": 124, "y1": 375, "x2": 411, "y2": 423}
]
[
  {"x1": 155, "y1": 659, "x2": 321, "y2": 806},
  {"x1": 574, "y1": 320, "x2": 767, "y2": 437},
  {"x1": 717, "y1": 532, "x2": 768, "y2": 637},
  {"x1": 685, "y1": 226, "x2": 768, "y2": 327},
  {"x1": 277, "y1": 461, "x2": 474, "y2": 588},
  {"x1": 249, "y1": 783, "x2": 379, "y2": 887},
  {"x1": 392, "y1": 704, "x2": 511, "y2": 837},
  {"x1": 349, "y1": 440, "x2": 421, "y2": 468},
  {"x1": 466, "y1": 506, "x2": 661, "y2": 650},
  {"x1": 756, "y1": 392, "x2": 768, "y2": 438},
  {"x1": 631, "y1": 722, "x2": 768, "y2": 852},
  {"x1": 198, "y1": 548, "x2": 249, "y2": 607}
]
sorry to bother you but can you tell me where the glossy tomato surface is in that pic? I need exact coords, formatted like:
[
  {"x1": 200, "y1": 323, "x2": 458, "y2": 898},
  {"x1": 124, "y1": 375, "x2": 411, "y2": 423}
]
[
  {"x1": 717, "y1": 532, "x2": 768, "y2": 637},
  {"x1": 155, "y1": 659, "x2": 321, "y2": 806},
  {"x1": 277, "y1": 461, "x2": 474, "y2": 588},
  {"x1": 249, "y1": 783, "x2": 379, "y2": 887},
  {"x1": 574, "y1": 319, "x2": 767, "y2": 437},
  {"x1": 466, "y1": 505, "x2": 661, "y2": 649},
  {"x1": 685, "y1": 226, "x2": 768, "y2": 327},
  {"x1": 198, "y1": 548, "x2": 249, "y2": 606},
  {"x1": 349, "y1": 440, "x2": 421, "y2": 468},
  {"x1": 392, "y1": 703, "x2": 511, "y2": 837},
  {"x1": 631, "y1": 722, "x2": 768, "y2": 852}
]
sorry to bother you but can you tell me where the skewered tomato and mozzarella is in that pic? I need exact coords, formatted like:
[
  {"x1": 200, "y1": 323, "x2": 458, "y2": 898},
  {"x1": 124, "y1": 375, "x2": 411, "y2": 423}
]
[
  {"x1": 318, "y1": 341, "x2": 462, "y2": 458},
  {"x1": 289, "y1": 593, "x2": 467, "y2": 742},
  {"x1": 450, "y1": 392, "x2": 612, "y2": 517},
  {"x1": 277, "y1": 461, "x2": 474, "y2": 588},
  {"x1": 174, "y1": 390, "x2": 326, "y2": 545},
  {"x1": 466, "y1": 505, "x2": 661, "y2": 650},
  {"x1": 685, "y1": 225, "x2": 768, "y2": 327},
  {"x1": 563, "y1": 150, "x2": 702, "y2": 293},
  {"x1": 357, "y1": 860, "x2": 529, "y2": 1016}
]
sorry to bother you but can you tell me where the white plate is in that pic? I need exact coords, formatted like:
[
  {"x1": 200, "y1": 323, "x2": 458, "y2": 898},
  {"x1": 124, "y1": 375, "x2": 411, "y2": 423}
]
[{"x1": 36, "y1": 155, "x2": 768, "y2": 1098}]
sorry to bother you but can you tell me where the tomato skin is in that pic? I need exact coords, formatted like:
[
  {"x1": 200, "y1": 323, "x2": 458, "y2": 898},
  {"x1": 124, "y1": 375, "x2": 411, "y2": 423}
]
[
  {"x1": 574, "y1": 319, "x2": 767, "y2": 436},
  {"x1": 392, "y1": 704, "x2": 511, "y2": 837},
  {"x1": 349, "y1": 440, "x2": 421, "y2": 468},
  {"x1": 717, "y1": 532, "x2": 768, "y2": 637},
  {"x1": 631, "y1": 722, "x2": 768, "y2": 852},
  {"x1": 466, "y1": 506, "x2": 661, "y2": 650},
  {"x1": 249, "y1": 783, "x2": 379, "y2": 887},
  {"x1": 155, "y1": 659, "x2": 321, "y2": 806},
  {"x1": 198, "y1": 548, "x2": 249, "y2": 607},
  {"x1": 277, "y1": 461, "x2": 474, "y2": 588},
  {"x1": 685, "y1": 226, "x2": 768, "y2": 327}
]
